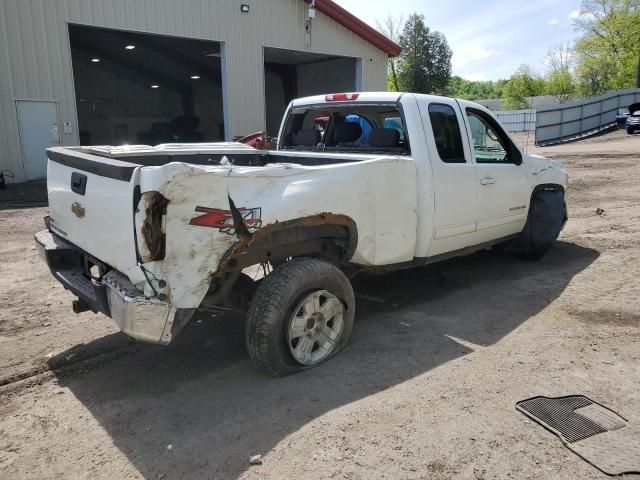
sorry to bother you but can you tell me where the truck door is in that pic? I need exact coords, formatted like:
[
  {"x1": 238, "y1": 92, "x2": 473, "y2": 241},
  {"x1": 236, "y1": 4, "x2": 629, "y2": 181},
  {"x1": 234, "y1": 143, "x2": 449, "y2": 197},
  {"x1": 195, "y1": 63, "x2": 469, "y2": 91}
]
[
  {"x1": 460, "y1": 105, "x2": 529, "y2": 240},
  {"x1": 418, "y1": 97, "x2": 478, "y2": 255}
]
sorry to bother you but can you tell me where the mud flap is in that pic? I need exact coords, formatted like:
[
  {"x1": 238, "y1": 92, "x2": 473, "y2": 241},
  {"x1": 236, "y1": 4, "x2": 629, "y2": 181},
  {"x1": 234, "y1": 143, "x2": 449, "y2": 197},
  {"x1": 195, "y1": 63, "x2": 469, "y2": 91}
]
[{"x1": 518, "y1": 190, "x2": 566, "y2": 258}]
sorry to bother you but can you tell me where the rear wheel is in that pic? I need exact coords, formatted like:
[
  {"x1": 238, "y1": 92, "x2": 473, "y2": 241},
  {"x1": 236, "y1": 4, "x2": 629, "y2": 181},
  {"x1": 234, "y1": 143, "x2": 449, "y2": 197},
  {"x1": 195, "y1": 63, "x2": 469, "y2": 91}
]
[
  {"x1": 518, "y1": 190, "x2": 566, "y2": 260},
  {"x1": 245, "y1": 257, "x2": 355, "y2": 377}
]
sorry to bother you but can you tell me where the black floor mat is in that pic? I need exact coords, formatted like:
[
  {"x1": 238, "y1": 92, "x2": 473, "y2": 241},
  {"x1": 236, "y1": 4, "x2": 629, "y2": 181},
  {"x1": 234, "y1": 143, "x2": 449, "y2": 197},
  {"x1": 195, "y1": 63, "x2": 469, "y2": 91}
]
[{"x1": 517, "y1": 395, "x2": 640, "y2": 475}]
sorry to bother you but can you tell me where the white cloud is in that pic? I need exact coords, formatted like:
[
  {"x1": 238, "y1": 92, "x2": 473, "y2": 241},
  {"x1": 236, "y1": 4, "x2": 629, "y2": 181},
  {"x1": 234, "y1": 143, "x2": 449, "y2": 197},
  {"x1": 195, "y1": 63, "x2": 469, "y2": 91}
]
[
  {"x1": 548, "y1": 18, "x2": 560, "y2": 26},
  {"x1": 452, "y1": 45, "x2": 499, "y2": 70},
  {"x1": 568, "y1": 10, "x2": 581, "y2": 19}
]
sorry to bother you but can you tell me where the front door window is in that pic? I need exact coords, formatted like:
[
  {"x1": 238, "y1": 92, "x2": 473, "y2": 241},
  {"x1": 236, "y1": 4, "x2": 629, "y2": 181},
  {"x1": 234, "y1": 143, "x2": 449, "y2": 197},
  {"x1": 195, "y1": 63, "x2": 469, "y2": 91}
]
[{"x1": 465, "y1": 109, "x2": 521, "y2": 164}]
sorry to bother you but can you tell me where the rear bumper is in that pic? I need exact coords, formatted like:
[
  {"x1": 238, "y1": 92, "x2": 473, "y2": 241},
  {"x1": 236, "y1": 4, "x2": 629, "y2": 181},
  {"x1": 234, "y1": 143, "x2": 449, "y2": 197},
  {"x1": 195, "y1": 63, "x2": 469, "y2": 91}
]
[{"x1": 35, "y1": 230, "x2": 176, "y2": 344}]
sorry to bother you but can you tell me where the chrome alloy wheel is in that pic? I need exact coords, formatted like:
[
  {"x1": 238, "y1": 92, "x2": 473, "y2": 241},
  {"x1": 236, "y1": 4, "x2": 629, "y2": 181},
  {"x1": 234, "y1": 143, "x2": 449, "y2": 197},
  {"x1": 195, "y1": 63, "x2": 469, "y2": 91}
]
[{"x1": 287, "y1": 290, "x2": 345, "y2": 366}]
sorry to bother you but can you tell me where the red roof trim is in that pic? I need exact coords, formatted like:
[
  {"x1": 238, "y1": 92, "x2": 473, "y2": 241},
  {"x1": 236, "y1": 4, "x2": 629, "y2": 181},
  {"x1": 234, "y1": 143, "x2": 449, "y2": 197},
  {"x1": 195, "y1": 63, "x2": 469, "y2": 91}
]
[{"x1": 305, "y1": 0, "x2": 402, "y2": 57}]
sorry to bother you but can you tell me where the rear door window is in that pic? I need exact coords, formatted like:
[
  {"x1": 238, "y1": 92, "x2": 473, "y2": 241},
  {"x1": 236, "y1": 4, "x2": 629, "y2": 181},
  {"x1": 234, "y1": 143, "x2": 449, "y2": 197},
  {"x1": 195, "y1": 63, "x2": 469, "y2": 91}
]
[{"x1": 428, "y1": 104, "x2": 465, "y2": 163}]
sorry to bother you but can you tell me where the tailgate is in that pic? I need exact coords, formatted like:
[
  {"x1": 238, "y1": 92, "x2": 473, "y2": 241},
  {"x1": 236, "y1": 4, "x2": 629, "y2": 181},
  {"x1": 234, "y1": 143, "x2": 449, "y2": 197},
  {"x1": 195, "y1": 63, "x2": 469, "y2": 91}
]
[{"x1": 46, "y1": 147, "x2": 140, "y2": 274}]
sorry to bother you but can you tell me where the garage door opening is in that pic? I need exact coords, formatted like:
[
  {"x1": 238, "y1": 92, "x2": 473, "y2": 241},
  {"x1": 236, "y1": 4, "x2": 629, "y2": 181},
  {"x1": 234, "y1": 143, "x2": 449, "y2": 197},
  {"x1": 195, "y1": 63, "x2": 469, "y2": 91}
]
[
  {"x1": 264, "y1": 47, "x2": 358, "y2": 136},
  {"x1": 69, "y1": 25, "x2": 224, "y2": 146}
]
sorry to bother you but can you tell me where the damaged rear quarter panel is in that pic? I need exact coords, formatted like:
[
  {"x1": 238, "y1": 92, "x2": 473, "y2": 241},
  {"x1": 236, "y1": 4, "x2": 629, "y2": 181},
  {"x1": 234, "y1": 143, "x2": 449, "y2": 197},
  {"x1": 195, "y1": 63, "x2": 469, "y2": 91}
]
[{"x1": 136, "y1": 157, "x2": 418, "y2": 310}]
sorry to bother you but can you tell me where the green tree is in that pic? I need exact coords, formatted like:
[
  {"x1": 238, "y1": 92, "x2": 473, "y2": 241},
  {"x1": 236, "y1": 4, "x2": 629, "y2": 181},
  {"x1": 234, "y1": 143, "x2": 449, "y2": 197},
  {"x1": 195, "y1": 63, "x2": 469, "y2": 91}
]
[
  {"x1": 573, "y1": 0, "x2": 640, "y2": 95},
  {"x1": 446, "y1": 76, "x2": 503, "y2": 100},
  {"x1": 544, "y1": 42, "x2": 575, "y2": 72},
  {"x1": 546, "y1": 69, "x2": 576, "y2": 103},
  {"x1": 544, "y1": 43, "x2": 576, "y2": 103},
  {"x1": 376, "y1": 15, "x2": 404, "y2": 92},
  {"x1": 397, "y1": 14, "x2": 452, "y2": 94},
  {"x1": 503, "y1": 65, "x2": 546, "y2": 110},
  {"x1": 494, "y1": 79, "x2": 509, "y2": 98},
  {"x1": 576, "y1": 54, "x2": 617, "y2": 95}
]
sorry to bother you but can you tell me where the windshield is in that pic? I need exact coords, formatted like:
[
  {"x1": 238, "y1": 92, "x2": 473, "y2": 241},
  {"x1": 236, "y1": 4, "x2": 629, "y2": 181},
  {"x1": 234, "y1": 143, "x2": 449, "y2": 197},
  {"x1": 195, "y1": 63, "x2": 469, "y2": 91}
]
[{"x1": 279, "y1": 103, "x2": 410, "y2": 155}]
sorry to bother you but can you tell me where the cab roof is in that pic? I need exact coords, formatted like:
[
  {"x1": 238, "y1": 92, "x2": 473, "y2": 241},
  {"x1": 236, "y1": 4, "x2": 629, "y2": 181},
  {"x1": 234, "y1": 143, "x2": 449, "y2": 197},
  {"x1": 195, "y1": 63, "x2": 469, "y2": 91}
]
[
  {"x1": 290, "y1": 92, "x2": 404, "y2": 107},
  {"x1": 289, "y1": 92, "x2": 490, "y2": 112}
]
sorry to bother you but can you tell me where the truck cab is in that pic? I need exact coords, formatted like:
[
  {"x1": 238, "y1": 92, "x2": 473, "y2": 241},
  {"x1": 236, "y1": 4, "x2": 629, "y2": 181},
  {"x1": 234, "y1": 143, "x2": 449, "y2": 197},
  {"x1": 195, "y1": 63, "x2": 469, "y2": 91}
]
[{"x1": 279, "y1": 93, "x2": 565, "y2": 258}]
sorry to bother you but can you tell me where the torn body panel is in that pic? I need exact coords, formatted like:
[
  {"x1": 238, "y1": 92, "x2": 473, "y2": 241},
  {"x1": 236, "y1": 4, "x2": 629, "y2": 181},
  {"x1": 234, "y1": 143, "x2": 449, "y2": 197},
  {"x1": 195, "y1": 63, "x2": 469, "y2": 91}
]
[
  {"x1": 199, "y1": 210, "x2": 359, "y2": 311},
  {"x1": 134, "y1": 157, "x2": 418, "y2": 312},
  {"x1": 136, "y1": 191, "x2": 168, "y2": 262}
]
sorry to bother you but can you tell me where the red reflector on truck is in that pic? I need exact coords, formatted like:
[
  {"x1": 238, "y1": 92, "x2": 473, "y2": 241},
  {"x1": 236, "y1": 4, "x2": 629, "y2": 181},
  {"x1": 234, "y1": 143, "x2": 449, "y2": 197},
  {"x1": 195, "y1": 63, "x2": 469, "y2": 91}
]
[{"x1": 325, "y1": 93, "x2": 360, "y2": 101}]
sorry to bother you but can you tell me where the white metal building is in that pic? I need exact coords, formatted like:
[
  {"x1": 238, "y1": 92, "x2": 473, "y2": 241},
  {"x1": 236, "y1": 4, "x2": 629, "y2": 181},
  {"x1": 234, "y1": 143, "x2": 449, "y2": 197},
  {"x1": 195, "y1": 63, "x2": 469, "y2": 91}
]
[{"x1": 0, "y1": 0, "x2": 399, "y2": 183}]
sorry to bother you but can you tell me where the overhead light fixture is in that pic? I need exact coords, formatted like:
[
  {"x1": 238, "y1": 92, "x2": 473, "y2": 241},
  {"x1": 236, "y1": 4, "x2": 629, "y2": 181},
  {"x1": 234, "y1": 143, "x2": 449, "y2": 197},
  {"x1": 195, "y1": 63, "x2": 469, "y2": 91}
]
[
  {"x1": 125, "y1": 45, "x2": 136, "y2": 50},
  {"x1": 91, "y1": 58, "x2": 100, "y2": 63},
  {"x1": 150, "y1": 84, "x2": 159, "y2": 89},
  {"x1": 241, "y1": 4, "x2": 250, "y2": 13},
  {"x1": 190, "y1": 75, "x2": 201, "y2": 80}
]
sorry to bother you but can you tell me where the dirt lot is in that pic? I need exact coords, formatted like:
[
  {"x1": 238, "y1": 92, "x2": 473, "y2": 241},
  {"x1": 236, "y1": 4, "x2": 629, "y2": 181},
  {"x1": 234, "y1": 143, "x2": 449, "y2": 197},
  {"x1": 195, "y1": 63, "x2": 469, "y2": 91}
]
[{"x1": 1, "y1": 130, "x2": 639, "y2": 479}]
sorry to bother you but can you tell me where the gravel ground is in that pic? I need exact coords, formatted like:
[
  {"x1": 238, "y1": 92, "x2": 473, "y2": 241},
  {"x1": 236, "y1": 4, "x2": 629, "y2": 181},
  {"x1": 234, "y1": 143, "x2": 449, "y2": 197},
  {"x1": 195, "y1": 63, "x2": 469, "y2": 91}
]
[{"x1": 0, "y1": 129, "x2": 639, "y2": 479}]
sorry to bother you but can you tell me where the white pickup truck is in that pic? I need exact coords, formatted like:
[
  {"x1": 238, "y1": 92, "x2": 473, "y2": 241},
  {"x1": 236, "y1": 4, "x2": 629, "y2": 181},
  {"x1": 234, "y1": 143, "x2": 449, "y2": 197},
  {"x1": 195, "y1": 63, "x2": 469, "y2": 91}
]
[{"x1": 36, "y1": 92, "x2": 567, "y2": 376}]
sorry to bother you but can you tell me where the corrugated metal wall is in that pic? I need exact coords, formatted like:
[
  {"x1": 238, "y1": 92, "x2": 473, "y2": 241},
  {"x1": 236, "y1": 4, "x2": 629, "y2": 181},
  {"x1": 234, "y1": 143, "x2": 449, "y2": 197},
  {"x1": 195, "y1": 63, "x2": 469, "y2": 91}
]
[
  {"x1": 535, "y1": 88, "x2": 640, "y2": 145},
  {"x1": 494, "y1": 109, "x2": 537, "y2": 133},
  {"x1": 0, "y1": 0, "x2": 389, "y2": 182}
]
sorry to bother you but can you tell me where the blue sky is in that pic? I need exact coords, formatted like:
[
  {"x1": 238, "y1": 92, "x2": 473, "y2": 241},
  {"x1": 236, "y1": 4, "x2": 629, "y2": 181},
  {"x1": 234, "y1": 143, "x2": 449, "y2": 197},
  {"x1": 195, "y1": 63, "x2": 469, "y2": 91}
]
[{"x1": 334, "y1": 0, "x2": 583, "y2": 81}]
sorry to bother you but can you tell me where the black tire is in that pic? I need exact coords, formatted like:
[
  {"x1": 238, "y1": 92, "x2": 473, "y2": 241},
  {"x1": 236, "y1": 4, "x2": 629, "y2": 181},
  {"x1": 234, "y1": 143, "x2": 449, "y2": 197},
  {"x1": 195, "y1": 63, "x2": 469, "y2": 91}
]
[
  {"x1": 245, "y1": 257, "x2": 355, "y2": 377},
  {"x1": 627, "y1": 128, "x2": 634, "y2": 134},
  {"x1": 518, "y1": 190, "x2": 566, "y2": 260}
]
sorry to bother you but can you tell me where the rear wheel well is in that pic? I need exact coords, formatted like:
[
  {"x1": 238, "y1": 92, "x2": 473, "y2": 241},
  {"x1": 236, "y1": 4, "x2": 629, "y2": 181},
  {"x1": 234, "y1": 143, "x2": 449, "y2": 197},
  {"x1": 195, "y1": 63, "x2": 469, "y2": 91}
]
[
  {"x1": 229, "y1": 215, "x2": 357, "y2": 269},
  {"x1": 204, "y1": 215, "x2": 357, "y2": 309}
]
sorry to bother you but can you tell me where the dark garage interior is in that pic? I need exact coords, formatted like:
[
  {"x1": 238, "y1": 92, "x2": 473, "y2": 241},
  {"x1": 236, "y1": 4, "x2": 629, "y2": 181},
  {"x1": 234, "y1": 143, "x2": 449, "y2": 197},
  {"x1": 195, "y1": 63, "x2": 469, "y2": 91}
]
[
  {"x1": 69, "y1": 25, "x2": 224, "y2": 146},
  {"x1": 264, "y1": 47, "x2": 357, "y2": 136}
]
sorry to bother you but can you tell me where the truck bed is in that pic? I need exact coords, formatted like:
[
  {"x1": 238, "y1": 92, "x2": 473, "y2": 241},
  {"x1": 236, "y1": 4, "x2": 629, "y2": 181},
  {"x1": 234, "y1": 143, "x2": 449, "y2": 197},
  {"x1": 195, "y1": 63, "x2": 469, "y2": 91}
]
[
  {"x1": 45, "y1": 142, "x2": 418, "y2": 312},
  {"x1": 49, "y1": 143, "x2": 408, "y2": 177}
]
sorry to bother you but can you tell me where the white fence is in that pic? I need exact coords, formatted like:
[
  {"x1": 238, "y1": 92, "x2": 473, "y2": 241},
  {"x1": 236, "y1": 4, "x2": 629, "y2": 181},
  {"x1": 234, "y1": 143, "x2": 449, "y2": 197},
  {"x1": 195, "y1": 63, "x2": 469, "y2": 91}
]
[
  {"x1": 494, "y1": 109, "x2": 537, "y2": 133},
  {"x1": 535, "y1": 88, "x2": 640, "y2": 146}
]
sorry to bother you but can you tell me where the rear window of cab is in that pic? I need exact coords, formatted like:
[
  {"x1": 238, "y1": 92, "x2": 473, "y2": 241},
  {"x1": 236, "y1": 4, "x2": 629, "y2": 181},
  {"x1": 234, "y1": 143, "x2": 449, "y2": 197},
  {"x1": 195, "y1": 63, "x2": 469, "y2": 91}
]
[{"x1": 280, "y1": 104, "x2": 410, "y2": 154}]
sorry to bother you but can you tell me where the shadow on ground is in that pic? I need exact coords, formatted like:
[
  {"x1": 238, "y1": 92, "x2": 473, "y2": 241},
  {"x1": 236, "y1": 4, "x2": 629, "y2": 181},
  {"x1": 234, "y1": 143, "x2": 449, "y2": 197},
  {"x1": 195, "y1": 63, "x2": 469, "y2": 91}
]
[
  {"x1": 0, "y1": 180, "x2": 47, "y2": 209},
  {"x1": 51, "y1": 241, "x2": 598, "y2": 479}
]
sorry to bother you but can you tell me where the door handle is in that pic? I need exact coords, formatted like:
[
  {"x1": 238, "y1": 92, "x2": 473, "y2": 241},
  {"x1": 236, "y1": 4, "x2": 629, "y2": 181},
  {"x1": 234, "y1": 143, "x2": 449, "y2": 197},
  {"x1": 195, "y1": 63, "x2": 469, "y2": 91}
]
[
  {"x1": 480, "y1": 177, "x2": 496, "y2": 185},
  {"x1": 71, "y1": 172, "x2": 87, "y2": 195}
]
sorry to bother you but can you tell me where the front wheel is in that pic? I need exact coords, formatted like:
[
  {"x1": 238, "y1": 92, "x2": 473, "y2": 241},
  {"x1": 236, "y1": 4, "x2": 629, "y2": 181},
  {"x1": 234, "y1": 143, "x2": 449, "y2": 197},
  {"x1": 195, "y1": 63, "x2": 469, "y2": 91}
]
[
  {"x1": 245, "y1": 257, "x2": 355, "y2": 377},
  {"x1": 627, "y1": 127, "x2": 635, "y2": 135},
  {"x1": 517, "y1": 190, "x2": 567, "y2": 260}
]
